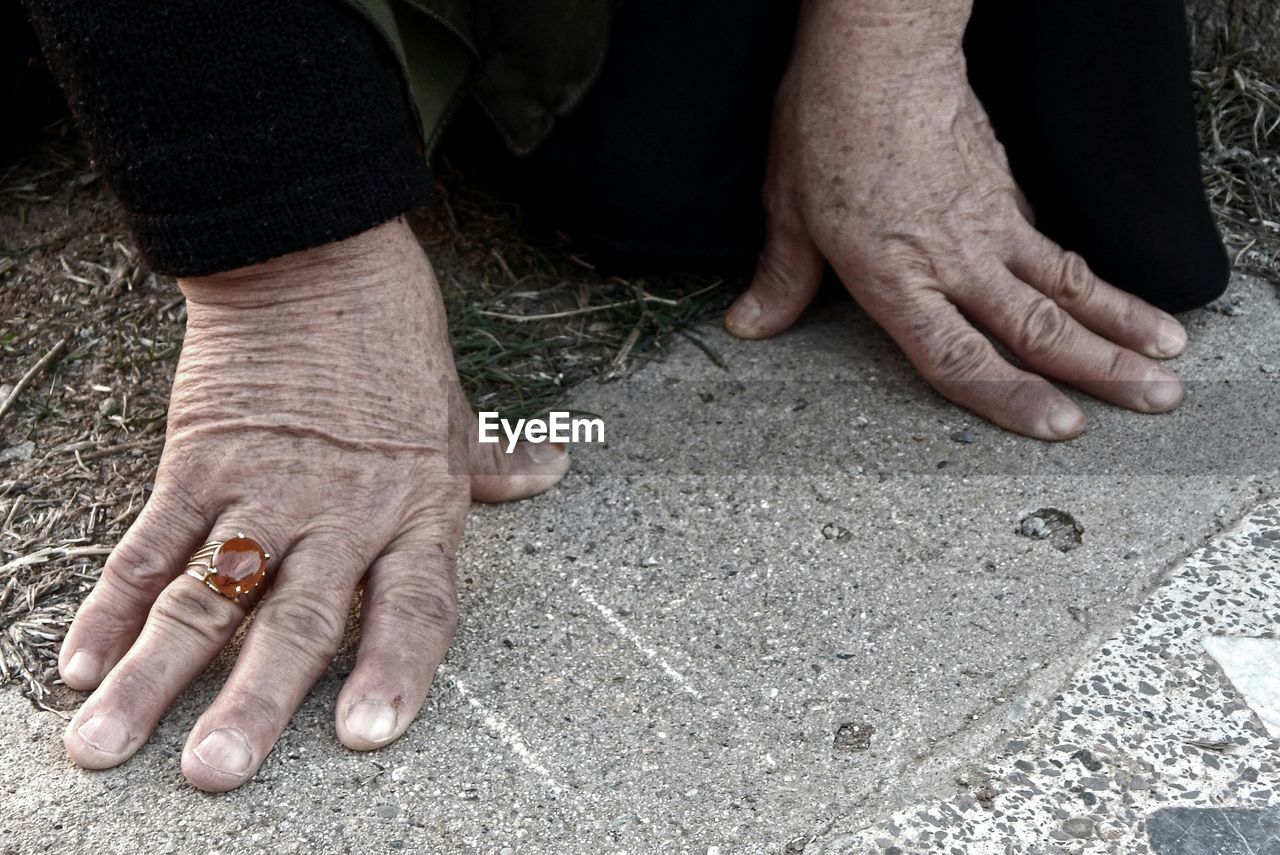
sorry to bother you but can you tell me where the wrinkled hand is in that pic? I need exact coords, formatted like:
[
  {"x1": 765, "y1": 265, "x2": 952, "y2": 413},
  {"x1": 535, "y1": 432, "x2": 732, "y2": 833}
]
[
  {"x1": 58, "y1": 219, "x2": 568, "y2": 791},
  {"x1": 725, "y1": 4, "x2": 1187, "y2": 439}
]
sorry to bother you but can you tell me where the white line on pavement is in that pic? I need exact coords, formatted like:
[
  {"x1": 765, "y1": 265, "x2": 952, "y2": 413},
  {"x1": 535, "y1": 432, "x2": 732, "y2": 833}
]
[
  {"x1": 438, "y1": 664, "x2": 567, "y2": 794},
  {"x1": 569, "y1": 577, "x2": 703, "y2": 698}
]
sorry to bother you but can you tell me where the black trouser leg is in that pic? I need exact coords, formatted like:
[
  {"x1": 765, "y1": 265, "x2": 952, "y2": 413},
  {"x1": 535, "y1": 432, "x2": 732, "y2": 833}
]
[
  {"x1": 456, "y1": 0, "x2": 795, "y2": 268},
  {"x1": 965, "y1": 0, "x2": 1229, "y2": 313}
]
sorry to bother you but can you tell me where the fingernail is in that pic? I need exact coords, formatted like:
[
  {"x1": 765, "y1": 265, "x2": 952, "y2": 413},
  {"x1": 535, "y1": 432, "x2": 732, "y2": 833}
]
[
  {"x1": 76, "y1": 712, "x2": 130, "y2": 756},
  {"x1": 1045, "y1": 403, "x2": 1084, "y2": 439},
  {"x1": 346, "y1": 700, "x2": 398, "y2": 744},
  {"x1": 526, "y1": 441, "x2": 567, "y2": 466},
  {"x1": 64, "y1": 650, "x2": 101, "y2": 686},
  {"x1": 1144, "y1": 371, "x2": 1183, "y2": 411},
  {"x1": 1155, "y1": 317, "x2": 1187, "y2": 357},
  {"x1": 194, "y1": 728, "x2": 252, "y2": 775},
  {"x1": 727, "y1": 293, "x2": 761, "y2": 332}
]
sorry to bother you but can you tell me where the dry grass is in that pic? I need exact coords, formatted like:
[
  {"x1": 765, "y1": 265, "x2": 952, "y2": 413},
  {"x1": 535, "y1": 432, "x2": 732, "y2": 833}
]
[
  {"x1": 0, "y1": 123, "x2": 184, "y2": 711},
  {"x1": 1194, "y1": 49, "x2": 1280, "y2": 280},
  {"x1": 1, "y1": 47, "x2": 1276, "y2": 712},
  {"x1": 412, "y1": 159, "x2": 730, "y2": 419},
  {"x1": 1, "y1": 124, "x2": 184, "y2": 712}
]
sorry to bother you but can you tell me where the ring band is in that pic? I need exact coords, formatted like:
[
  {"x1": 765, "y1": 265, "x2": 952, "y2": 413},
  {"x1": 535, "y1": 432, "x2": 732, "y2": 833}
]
[{"x1": 185, "y1": 532, "x2": 270, "y2": 600}]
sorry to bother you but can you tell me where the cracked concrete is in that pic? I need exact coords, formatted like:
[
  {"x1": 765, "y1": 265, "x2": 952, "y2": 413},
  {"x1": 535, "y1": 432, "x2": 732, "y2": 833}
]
[{"x1": 2, "y1": 273, "x2": 1278, "y2": 854}]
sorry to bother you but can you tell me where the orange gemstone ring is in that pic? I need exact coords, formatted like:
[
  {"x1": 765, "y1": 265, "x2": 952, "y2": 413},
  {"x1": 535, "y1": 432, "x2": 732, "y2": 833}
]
[{"x1": 184, "y1": 533, "x2": 270, "y2": 602}]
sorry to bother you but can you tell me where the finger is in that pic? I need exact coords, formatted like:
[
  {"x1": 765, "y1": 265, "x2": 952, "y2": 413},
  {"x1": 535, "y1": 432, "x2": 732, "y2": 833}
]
[
  {"x1": 469, "y1": 415, "x2": 570, "y2": 503},
  {"x1": 59, "y1": 485, "x2": 212, "y2": 690},
  {"x1": 954, "y1": 266, "x2": 1183, "y2": 414},
  {"x1": 724, "y1": 217, "x2": 824, "y2": 339},
  {"x1": 63, "y1": 519, "x2": 281, "y2": 769},
  {"x1": 65, "y1": 579, "x2": 244, "y2": 770},
  {"x1": 862, "y1": 285, "x2": 1085, "y2": 440},
  {"x1": 1009, "y1": 228, "x2": 1187, "y2": 360},
  {"x1": 180, "y1": 535, "x2": 365, "y2": 792},
  {"x1": 335, "y1": 535, "x2": 458, "y2": 750}
]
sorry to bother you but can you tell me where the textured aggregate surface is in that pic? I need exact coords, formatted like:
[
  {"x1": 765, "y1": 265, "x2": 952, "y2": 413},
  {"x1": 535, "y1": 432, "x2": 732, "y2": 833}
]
[{"x1": 816, "y1": 500, "x2": 1280, "y2": 854}]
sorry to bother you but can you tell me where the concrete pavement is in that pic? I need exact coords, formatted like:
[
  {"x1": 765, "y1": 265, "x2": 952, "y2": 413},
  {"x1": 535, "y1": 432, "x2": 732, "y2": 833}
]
[{"x1": 2, "y1": 274, "x2": 1279, "y2": 854}]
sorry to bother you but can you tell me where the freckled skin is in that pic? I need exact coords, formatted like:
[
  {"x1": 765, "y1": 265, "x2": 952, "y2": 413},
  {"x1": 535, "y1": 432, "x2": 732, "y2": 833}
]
[
  {"x1": 725, "y1": 0, "x2": 1189, "y2": 440},
  {"x1": 57, "y1": 219, "x2": 569, "y2": 791}
]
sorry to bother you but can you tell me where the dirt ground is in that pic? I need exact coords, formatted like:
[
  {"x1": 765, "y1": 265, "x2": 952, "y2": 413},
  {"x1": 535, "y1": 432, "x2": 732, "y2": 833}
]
[
  {"x1": 0, "y1": 126, "x2": 726, "y2": 713},
  {"x1": 0, "y1": 50, "x2": 1276, "y2": 716}
]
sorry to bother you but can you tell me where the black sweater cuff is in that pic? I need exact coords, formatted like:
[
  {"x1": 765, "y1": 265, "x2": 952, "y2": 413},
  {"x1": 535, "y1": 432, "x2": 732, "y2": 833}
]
[
  {"x1": 131, "y1": 138, "x2": 430, "y2": 277},
  {"x1": 23, "y1": 0, "x2": 432, "y2": 277}
]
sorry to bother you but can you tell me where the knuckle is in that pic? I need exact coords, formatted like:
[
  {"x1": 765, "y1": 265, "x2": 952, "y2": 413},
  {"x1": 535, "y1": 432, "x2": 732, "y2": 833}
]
[
  {"x1": 219, "y1": 684, "x2": 281, "y2": 725},
  {"x1": 875, "y1": 236, "x2": 944, "y2": 284},
  {"x1": 325, "y1": 540, "x2": 368, "y2": 580},
  {"x1": 404, "y1": 500, "x2": 467, "y2": 543},
  {"x1": 1052, "y1": 251, "x2": 1096, "y2": 305},
  {"x1": 258, "y1": 595, "x2": 347, "y2": 661},
  {"x1": 1016, "y1": 298, "x2": 1071, "y2": 360},
  {"x1": 107, "y1": 660, "x2": 166, "y2": 705},
  {"x1": 755, "y1": 238, "x2": 803, "y2": 294},
  {"x1": 152, "y1": 477, "x2": 207, "y2": 522},
  {"x1": 102, "y1": 538, "x2": 173, "y2": 603},
  {"x1": 370, "y1": 565, "x2": 459, "y2": 640},
  {"x1": 151, "y1": 583, "x2": 241, "y2": 646},
  {"x1": 923, "y1": 328, "x2": 993, "y2": 384},
  {"x1": 1116, "y1": 299, "x2": 1151, "y2": 339},
  {"x1": 100, "y1": 490, "x2": 209, "y2": 603},
  {"x1": 479, "y1": 438, "x2": 511, "y2": 477},
  {"x1": 291, "y1": 530, "x2": 371, "y2": 583},
  {"x1": 1104, "y1": 346, "x2": 1131, "y2": 382}
]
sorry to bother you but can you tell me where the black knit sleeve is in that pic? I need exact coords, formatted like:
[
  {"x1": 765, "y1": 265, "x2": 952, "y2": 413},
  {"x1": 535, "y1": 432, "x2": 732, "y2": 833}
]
[{"x1": 21, "y1": 0, "x2": 432, "y2": 277}]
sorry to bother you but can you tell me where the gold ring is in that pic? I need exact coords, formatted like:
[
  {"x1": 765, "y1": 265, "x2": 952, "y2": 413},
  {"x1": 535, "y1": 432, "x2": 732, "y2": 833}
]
[{"x1": 185, "y1": 532, "x2": 270, "y2": 601}]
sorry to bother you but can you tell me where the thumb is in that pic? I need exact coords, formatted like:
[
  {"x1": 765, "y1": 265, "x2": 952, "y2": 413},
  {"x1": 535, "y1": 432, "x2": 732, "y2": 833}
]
[
  {"x1": 468, "y1": 415, "x2": 571, "y2": 503},
  {"x1": 724, "y1": 219, "x2": 824, "y2": 340}
]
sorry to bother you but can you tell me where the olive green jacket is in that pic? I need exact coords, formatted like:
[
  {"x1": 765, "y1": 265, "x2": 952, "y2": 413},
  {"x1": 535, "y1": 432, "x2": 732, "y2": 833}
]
[{"x1": 341, "y1": 0, "x2": 609, "y2": 156}]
